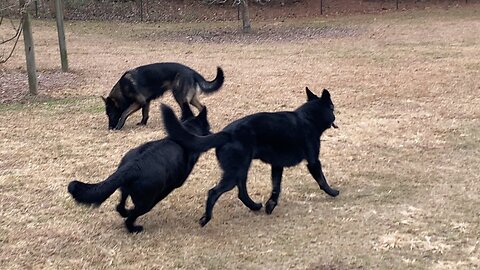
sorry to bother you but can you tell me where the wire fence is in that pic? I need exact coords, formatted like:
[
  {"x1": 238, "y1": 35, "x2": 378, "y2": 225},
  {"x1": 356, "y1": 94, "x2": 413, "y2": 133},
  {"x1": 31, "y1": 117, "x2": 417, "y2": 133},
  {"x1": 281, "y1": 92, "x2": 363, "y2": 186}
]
[
  {"x1": 0, "y1": 0, "x2": 34, "y2": 64},
  {"x1": 0, "y1": 0, "x2": 475, "y2": 22}
]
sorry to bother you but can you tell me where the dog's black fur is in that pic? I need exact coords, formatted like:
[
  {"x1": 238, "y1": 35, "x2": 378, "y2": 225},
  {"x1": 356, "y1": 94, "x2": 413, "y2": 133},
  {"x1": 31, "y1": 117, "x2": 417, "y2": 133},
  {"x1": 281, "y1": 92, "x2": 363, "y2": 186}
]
[
  {"x1": 103, "y1": 62, "x2": 224, "y2": 130},
  {"x1": 68, "y1": 104, "x2": 227, "y2": 233},
  {"x1": 161, "y1": 87, "x2": 339, "y2": 227}
]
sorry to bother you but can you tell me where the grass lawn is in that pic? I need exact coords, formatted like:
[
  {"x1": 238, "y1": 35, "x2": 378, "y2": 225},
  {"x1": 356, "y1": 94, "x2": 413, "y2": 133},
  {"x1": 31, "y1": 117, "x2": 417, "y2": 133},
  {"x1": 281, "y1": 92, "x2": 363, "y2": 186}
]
[{"x1": 0, "y1": 7, "x2": 479, "y2": 269}]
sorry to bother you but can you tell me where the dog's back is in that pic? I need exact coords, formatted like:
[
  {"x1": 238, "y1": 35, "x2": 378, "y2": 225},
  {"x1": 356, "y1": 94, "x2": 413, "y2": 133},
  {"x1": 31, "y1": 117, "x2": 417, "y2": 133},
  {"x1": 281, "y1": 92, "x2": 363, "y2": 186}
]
[
  {"x1": 124, "y1": 62, "x2": 222, "y2": 101},
  {"x1": 122, "y1": 63, "x2": 186, "y2": 101},
  {"x1": 220, "y1": 112, "x2": 307, "y2": 166},
  {"x1": 121, "y1": 139, "x2": 199, "y2": 197}
]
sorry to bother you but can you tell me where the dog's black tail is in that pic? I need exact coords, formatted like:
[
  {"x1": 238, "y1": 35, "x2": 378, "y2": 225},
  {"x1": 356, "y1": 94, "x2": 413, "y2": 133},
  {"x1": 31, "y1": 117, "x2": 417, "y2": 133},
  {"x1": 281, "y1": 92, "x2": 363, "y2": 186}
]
[
  {"x1": 161, "y1": 104, "x2": 229, "y2": 153},
  {"x1": 194, "y1": 67, "x2": 224, "y2": 93},
  {"x1": 68, "y1": 165, "x2": 136, "y2": 206}
]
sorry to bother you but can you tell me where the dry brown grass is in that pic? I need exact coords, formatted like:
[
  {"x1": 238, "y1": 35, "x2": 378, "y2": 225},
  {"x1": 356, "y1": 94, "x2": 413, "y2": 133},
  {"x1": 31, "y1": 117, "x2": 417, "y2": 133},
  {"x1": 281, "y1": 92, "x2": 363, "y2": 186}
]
[{"x1": 1, "y1": 7, "x2": 479, "y2": 269}]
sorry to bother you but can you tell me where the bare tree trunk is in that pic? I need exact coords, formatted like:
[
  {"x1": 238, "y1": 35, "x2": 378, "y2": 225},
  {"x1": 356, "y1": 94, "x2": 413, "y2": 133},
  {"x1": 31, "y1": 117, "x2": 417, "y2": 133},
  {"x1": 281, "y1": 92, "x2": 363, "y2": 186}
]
[
  {"x1": 239, "y1": 0, "x2": 251, "y2": 33},
  {"x1": 34, "y1": 0, "x2": 38, "y2": 17},
  {"x1": 138, "y1": 0, "x2": 143, "y2": 21},
  {"x1": 55, "y1": 0, "x2": 68, "y2": 72},
  {"x1": 20, "y1": 0, "x2": 38, "y2": 95}
]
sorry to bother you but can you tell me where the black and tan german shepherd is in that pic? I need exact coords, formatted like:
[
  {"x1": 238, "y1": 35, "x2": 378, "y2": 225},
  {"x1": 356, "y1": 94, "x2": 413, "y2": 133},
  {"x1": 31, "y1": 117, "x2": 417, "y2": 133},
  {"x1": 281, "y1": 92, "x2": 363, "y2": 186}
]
[
  {"x1": 161, "y1": 87, "x2": 339, "y2": 227},
  {"x1": 68, "y1": 104, "x2": 227, "y2": 233},
  {"x1": 102, "y1": 62, "x2": 224, "y2": 130}
]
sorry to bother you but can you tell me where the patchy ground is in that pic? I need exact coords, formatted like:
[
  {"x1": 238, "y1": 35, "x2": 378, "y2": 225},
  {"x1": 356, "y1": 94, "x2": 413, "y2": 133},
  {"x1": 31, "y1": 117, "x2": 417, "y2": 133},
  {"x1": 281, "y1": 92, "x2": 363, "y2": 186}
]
[
  {"x1": 0, "y1": 69, "x2": 85, "y2": 103},
  {"x1": 0, "y1": 7, "x2": 479, "y2": 269}
]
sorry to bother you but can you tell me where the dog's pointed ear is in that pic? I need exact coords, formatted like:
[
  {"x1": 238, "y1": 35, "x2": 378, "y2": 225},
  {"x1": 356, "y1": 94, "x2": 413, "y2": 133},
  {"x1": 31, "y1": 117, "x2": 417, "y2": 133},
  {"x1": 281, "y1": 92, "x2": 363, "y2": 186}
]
[
  {"x1": 198, "y1": 106, "x2": 208, "y2": 121},
  {"x1": 180, "y1": 103, "x2": 194, "y2": 121},
  {"x1": 321, "y1": 89, "x2": 331, "y2": 101},
  {"x1": 104, "y1": 96, "x2": 120, "y2": 108},
  {"x1": 306, "y1": 87, "x2": 319, "y2": 101}
]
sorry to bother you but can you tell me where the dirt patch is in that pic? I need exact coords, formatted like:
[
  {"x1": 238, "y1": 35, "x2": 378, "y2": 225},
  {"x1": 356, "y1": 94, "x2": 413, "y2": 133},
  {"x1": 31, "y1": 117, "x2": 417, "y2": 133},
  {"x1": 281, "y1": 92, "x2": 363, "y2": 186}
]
[
  {"x1": 141, "y1": 24, "x2": 361, "y2": 43},
  {"x1": 0, "y1": 69, "x2": 85, "y2": 103}
]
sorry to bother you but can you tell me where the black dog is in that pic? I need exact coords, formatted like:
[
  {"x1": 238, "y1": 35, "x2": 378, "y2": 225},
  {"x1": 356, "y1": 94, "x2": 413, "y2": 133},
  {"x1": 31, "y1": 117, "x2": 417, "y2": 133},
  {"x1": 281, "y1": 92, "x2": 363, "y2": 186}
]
[
  {"x1": 102, "y1": 62, "x2": 224, "y2": 130},
  {"x1": 161, "y1": 87, "x2": 339, "y2": 227},
  {"x1": 68, "y1": 104, "x2": 226, "y2": 233}
]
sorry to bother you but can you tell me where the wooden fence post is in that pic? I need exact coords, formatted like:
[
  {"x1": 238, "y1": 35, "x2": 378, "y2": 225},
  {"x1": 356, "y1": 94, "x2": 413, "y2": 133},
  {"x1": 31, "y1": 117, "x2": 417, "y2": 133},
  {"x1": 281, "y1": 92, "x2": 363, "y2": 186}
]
[
  {"x1": 239, "y1": 0, "x2": 251, "y2": 33},
  {"x1": 55, "y1": 0, "x2": 68, "y2": 72},
  {"x1": 20, "y1": 0, "x2": 38, "y2": 95},
  {"x1": 140, "y1": 0, "x2": 143, "y2": 21}
]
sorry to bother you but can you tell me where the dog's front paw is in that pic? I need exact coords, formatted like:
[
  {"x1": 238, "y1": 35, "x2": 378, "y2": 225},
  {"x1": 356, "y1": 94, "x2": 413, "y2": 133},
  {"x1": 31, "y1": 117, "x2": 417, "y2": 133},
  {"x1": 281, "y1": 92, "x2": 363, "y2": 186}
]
[
  {"x1": 265, "y1": 199, "x2": 277, "y2": 215},
  {"x1": 251, "y1": 202, "x2": 263, "y2": 211},
  {"x1": 114, "y1": 123, "x2": 124, "y2": 130},
  {"x1": 328, "y1": 188, "x2": 340, "y2": 197},
  {"x1": 127, "y1": 225, "x2": 144, "y2": 233},
  {"x1": 199, "y1": 215, "x2": 211, "y2": 227},
  {"x1": 321, "y1": 186, "x2": 340, "y2": 197}
]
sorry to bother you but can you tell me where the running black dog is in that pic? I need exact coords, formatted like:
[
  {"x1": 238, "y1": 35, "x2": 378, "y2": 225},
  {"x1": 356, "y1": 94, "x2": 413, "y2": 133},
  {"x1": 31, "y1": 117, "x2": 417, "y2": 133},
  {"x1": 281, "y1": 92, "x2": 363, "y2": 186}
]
[
  {"x1": 161, "y1": 87, "x2": 339, "y2": 226},
  {"x1": 68, "y1": 104, "x2": 227, "y2": 233}
]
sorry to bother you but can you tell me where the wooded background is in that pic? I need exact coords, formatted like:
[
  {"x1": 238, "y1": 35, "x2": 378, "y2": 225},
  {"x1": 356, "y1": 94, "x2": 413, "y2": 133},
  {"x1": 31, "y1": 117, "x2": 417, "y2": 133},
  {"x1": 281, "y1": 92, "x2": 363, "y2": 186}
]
[{"x1": 1, "y1": 0, "x2": 473, "y2": 22}]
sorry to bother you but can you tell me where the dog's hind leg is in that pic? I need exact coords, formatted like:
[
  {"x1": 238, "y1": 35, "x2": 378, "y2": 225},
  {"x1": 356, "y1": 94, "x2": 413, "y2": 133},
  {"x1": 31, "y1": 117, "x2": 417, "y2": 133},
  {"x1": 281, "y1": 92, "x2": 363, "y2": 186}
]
[
  {"x1": 138, "y1": 101, "x2": 150, "y2": 125},
  {"x1": 116, "y1": 189, "x2": 130, "y2": 218},
  {"x1": 200, "y1": 145, "x2": 252, "y2": 227},
  {"x1": 124, "y1": 189, "x2": 158, "y2": 233},
  {"x1": 237, "y1": 171, "x2": 262, "y2": 211},
  {"x1": 124, "y1": 204, "x2": 152, "y2": 233},
  {"x1": 199, "y1": 174, "x2": 237, "y2": 227},
  {"x1": 307, "y1": 161, "x2": 339, "y2": 197},
  {"x1": 172, "y1": 76, "x2": 193, "y2": 108},
  {"x1": 265, "y1": 166, "x2": 284, "y2": 214},
  {"x1": 189, "y1": 91, "x2": 205, "y2": 112}
]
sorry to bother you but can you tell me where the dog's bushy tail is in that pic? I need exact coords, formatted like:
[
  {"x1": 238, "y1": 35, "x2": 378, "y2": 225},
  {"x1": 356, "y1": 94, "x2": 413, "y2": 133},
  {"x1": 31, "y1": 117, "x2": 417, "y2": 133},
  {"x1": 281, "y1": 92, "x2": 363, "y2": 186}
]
[
  {"x1": 68, "y1": 166, "x2": 136, "y2": 206},
  {"x1": 195, "y1": 67, "x2": 224, "y2": 93},
  {"x1": 161, "y1": 104, "x2": 229, "y2": 153}
]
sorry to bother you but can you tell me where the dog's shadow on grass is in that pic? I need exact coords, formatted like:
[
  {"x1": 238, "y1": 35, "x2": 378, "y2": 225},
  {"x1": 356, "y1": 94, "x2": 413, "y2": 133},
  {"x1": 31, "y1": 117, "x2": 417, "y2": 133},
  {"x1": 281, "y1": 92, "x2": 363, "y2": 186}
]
[
  {"x1": 139, "y1": 196, "x2": 341, "y2": 236},
  {"x1": 135, "y1": 203, "x2": 279, "y2": 236}
]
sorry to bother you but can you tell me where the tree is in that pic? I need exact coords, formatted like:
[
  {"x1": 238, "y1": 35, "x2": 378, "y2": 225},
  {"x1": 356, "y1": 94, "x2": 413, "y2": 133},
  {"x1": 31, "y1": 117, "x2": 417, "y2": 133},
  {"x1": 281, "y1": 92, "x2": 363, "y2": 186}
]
[
  {"x1": 237, "y1": 0, "x2": 251, "y2": 33},
  {"x1": 204, "y1": 0, "x2": 254, "y2": 33},
  {"x1": 19, "y1": 0, "x2": 38, "y2": 95},
  {"x1": 55, "y1": 0, "x2": 68, "y2": 72},
  {"x1": 1, "y1": 1, "x2": 38, "y2": 95}
]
